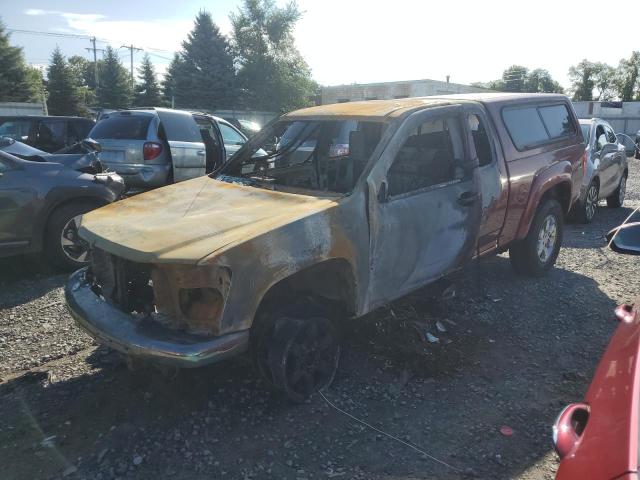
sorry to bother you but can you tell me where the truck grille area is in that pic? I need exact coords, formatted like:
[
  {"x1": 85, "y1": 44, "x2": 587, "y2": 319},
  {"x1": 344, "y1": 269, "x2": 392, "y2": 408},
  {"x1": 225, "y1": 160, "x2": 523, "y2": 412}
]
[{"x1": 89, "y1": 248, "x2": 155, "y2": 316}]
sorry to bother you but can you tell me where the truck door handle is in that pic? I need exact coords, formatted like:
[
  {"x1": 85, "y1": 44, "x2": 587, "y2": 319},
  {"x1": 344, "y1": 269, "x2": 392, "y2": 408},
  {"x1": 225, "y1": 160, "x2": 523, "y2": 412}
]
[
  {"x1": 458, "y1": 191, "x2": 479, "y2": 206},
  {"x1": 196, "y1": 150, "x2": 206, "y2": 156}
]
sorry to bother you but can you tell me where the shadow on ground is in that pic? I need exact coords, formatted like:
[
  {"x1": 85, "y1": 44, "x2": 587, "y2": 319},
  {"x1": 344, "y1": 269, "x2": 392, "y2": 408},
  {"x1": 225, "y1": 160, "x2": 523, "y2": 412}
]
[{"x1": 0, "y1": 255, "x2": 618, "y2": 480}]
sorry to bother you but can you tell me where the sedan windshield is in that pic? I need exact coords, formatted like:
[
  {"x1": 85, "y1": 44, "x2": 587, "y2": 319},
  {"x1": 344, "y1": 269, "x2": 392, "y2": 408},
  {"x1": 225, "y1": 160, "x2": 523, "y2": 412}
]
[{"x1": 217, "y1": 119, "x2": 386, "y2": 194}]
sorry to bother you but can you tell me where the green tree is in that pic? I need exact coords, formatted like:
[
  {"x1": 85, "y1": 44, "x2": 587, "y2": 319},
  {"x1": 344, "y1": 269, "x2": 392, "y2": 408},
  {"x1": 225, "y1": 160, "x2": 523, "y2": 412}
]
[
  {"x1": 569, "y1": 59, "x2": 597, "y2": 101},
  {"x1": 501, "y1": 65, "x2": 529, "y2": 92},
  {"x1": 162, "y1": 53, "x2": 181, "y2": 107},
  {"x1": 0, "y1": 21, "x2": 42, "y2": 102},
  {"x1": 169, "y1": 11, "x2": 236, "y2": 110},
  {"x1": 525, "y1": 68, "x2": 564, "y2": 93},
  {"x1": 231, "y1": 0, "x2": 317, "y2": 112},
  {"x1": 614, "y1": 51, "x2": 640, "y2": 101},
  {"x1": 46, "y1": 47, "x2": 86, "y2": 116},
  {"x1": 134, "y1": 54, "x2": 161, "y2": 107},
  {"x1": 67, "y1": 55, "x2": 97, "y2": 107},
  {"x1": 592, "y1": 62, "x2": 616, "y2": 100},
  {"x1": 97, "y1": 46, "x2": 131, "y2": 108}
]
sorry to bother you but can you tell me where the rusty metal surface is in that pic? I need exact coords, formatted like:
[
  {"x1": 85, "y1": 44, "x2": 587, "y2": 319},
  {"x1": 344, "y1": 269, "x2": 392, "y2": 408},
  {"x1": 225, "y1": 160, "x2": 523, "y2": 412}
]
[
  {"x1": 65, "y1": 268, "x2": 249, "y2": 367},
  {"x1": 78, "y1": 176, "x2": 340, "y2": 264}
]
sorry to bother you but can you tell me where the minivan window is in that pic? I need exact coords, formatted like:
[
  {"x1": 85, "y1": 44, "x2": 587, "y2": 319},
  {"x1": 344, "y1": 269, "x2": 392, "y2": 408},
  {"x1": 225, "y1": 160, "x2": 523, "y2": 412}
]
[
  {"x1": 218, "y1": 123, "x2": 246, "y2": 146},
  {"x1": 91, "y1": 115, "x2": 151, "y2": 140},
  {"x1": 503, "y1": 103, "x2": 575, "y2": 150},
  {"x1": 0, "y1": 120, "x2": 31, "y2": 140},
  {"x1": 157, "y1": 111, "x2": 202, "y2": 143}
]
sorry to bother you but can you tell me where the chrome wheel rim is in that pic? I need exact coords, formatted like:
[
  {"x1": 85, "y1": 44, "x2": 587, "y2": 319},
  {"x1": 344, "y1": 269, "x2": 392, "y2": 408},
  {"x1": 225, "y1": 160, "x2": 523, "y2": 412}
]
[
  {"x1": 585, "y1": 184, "x2": 598, "y2": 221},
  {"x1": 61, "y1": 215, "x2": 89, "y2": 263},
  {"x1": 537, "y1": 214, "x2": 558, "y2": 264},
  {"x1": 619, "y1": 177, "x2": 626, "y2": 205}
]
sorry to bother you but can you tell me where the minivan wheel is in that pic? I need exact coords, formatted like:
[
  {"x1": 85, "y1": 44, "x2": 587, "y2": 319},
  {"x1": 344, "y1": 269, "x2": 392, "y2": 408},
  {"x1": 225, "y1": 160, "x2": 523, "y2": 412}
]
[
  {"x1": 573, "y1": 181, "x2": 599, "y2": 223},
  {"x1": 606, "y1": 175, "x2": 626, "y2": 208},
  {"x1": 266, "y1": 316, "x2": 340, "y2": 403},
  {"x1": 509, "y1": 198, "x2": 563, "y2": 276},
  {"x1": 45, "y1": 201, "x2": 99, "y2": 271}
]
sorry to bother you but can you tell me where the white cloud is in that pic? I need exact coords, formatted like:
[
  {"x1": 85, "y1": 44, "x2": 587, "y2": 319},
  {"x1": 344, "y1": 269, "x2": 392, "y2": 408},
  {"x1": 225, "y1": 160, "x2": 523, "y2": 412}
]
[{"x1": 23, "y1": 8, "x2": 188, "y2": 61}]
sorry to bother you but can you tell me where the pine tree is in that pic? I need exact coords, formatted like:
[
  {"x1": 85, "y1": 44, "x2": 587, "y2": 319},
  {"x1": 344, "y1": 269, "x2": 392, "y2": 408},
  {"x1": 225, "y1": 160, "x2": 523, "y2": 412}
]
[
  {"x1": 0, "y1": 21, "x2": 41, "y2": 102},
  {"x1": 171, "y1": 11, "x2": 236, "y2": 110},
  {"x1": 162, "y1": 53, "x2": 181, "y2": 107},
  {"x1": 97, "y1": 46, "x2": 131, "y2": 109},
  {"x1": 134, "y1": 54, "x2": 161, "y2": 107},
  {"x1": 46, "y1": 47, "x2": 86, "y2": 116}
]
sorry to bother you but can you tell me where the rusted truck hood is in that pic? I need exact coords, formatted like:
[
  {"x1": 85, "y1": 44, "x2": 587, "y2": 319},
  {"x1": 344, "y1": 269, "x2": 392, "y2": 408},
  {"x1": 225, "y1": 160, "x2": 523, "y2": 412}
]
[{"x1": 79, "y1": 176, "x2": 338, "y2": 264}]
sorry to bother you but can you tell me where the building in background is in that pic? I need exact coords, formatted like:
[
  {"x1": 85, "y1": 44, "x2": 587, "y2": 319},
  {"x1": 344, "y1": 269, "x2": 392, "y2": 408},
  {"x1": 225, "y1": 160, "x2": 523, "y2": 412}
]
[
  {"x1": 320, "y1": 77, "x2": 493, "y2": 105},
  {"x1": 572, "y1": 101, "x2": 640, "y2": 136}
]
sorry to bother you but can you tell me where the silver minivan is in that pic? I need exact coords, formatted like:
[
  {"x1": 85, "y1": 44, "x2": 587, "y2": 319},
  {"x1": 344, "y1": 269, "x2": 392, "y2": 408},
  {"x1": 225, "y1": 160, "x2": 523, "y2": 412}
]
[
  {"x1": 89, "y1": 108, "x2": 248, "y2": 189},
  {"x1": 573, "y1": 118, "x2": 628, "y2": 223}
]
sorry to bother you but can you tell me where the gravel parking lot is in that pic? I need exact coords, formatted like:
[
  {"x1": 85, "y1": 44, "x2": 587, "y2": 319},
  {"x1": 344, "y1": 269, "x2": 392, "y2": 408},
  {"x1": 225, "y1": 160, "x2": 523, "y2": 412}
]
[{"x1": 1, "y1": 160, "x2": 639, "y2": 480}]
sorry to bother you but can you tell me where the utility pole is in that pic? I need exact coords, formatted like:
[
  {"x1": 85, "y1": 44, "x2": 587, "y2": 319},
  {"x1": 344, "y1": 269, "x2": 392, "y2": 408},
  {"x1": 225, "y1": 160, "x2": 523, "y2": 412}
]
[
  {"x1": 85, "y1": 37, "x2": 104, "y2": 89},
  {"x1": 121, "y1": 44, "x2": 143, "y2": 91}
]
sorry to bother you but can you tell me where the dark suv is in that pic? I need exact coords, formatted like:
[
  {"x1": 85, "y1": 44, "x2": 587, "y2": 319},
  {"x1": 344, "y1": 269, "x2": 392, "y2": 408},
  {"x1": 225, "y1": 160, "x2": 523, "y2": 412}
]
[{"x1": 0, "y1": 116, "x2": 95, "y2": 153}]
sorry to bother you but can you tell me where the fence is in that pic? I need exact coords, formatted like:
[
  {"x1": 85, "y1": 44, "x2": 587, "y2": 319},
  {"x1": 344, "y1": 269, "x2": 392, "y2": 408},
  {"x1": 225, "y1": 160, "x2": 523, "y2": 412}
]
[
  {"x1": 573, "y1": 101, "x2": 640, "y2": 135},
  {"x1": 0, "y1": 102, "x2": 46, "y2": 116}
]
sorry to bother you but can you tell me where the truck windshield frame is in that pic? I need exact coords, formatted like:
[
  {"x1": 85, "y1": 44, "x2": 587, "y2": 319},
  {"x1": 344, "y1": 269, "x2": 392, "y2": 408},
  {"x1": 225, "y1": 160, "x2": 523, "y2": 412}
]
[{"x1": 217, "y1": 118, "x2": 387, "y2": 195}]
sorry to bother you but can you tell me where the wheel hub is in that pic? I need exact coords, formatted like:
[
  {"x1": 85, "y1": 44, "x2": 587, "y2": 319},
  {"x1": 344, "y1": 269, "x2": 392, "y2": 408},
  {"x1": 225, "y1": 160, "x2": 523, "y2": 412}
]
[{"x1": 537, "y1": 214, "x2": 557, "y2": 263}]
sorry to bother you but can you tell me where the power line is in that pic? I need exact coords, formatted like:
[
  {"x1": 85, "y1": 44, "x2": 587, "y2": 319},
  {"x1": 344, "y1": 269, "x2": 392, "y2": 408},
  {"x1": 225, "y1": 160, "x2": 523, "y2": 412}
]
[
  {"x1": 7, "y1": 28, "x2": 108, "y2": 43},
  {"x1": 120, "y1": 44, "x2": 143, "y2": 90},
  {"x1": 7, "y1": 26, "x2": 175, "y2": 61}
]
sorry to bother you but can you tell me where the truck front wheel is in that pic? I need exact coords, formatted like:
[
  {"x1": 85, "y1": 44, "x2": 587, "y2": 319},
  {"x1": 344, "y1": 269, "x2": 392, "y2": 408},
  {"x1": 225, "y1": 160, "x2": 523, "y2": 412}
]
[{"x1": 509, "y1": 198, "x2": 563, "y2": 276}]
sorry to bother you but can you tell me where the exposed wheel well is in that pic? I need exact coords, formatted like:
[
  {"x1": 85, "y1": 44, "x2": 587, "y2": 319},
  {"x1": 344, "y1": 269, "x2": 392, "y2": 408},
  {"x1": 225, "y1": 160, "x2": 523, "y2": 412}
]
[
  {"x1": 542, "y1": 182, "x2": 572, "y2": 214},
  {"x1": 255, "y1": 258, "x2": 357, "y2": 321}
]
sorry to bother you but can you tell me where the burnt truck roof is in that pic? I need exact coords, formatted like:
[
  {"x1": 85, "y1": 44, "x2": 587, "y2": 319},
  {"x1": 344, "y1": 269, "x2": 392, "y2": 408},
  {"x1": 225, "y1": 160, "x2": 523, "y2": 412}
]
[{"x1": 285, "y1": 93, "x2": 571, "y2": 121}]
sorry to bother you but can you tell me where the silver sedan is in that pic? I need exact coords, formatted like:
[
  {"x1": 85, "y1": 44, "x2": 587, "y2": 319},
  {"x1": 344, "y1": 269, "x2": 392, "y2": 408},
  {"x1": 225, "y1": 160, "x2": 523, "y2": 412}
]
[{"x1": 573, "y1": 118, "x2": 628, "y2": 223}]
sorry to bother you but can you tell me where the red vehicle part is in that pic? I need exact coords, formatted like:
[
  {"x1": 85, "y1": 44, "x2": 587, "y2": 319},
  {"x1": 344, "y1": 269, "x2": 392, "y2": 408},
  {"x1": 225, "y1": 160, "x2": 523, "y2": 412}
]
[{"x1": 555, "y1": 303, "x2": 640, "y2": 479}]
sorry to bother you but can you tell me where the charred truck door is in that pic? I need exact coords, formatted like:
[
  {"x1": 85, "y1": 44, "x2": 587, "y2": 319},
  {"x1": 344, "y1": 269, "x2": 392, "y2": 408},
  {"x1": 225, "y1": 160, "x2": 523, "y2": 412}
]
[
  {"x1": 367, "y1": 106, "x2": 482, "y2": 307},
  {"x1": 463, "y1": 105, "x2": 508, "y2": 254},
  {"x1": 158, "y1": 110, "x2": 206, "y2": 182}
]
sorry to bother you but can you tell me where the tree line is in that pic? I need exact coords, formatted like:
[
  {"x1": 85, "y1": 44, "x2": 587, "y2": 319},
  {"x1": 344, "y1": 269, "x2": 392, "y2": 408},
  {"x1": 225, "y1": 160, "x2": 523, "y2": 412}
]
[
  {"x1": 0, "y1": 0, "x2": 318, "y2": 116},
  {"x1": 3, "y1": 1, "x2": 640, "y2": 117}
]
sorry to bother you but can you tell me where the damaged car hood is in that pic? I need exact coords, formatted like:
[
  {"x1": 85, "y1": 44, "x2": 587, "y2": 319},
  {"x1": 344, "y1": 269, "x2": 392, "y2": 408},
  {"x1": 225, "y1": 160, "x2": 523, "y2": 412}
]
[{"x1": 79, "y1": 176, "x2": 338, "y2": 264}]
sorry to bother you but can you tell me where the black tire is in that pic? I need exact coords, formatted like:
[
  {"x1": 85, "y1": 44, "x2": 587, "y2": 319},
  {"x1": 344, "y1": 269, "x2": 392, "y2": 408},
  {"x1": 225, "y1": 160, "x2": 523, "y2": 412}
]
[
  {"x1": 571, "y1": 180, "x2": 599, "y2": 224},
  {"x1": 606, "y1": 174, "x2": 627, "y2": 208},
  {"x1": 252, "y1": 299, "x2": 341, "y2": 402},
  {"x1": 45, "y1": 201, "x2": 100, "y2": 271},
  {"x1": 509, "y1": 198, "x2": 563, "y2": 276}
]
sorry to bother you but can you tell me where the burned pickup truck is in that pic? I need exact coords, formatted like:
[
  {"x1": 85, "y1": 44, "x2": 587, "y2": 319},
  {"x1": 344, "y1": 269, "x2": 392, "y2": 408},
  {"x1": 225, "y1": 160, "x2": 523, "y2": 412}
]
[{"x1": 66, "y1": 93, "x2": 585, "y2": 401}]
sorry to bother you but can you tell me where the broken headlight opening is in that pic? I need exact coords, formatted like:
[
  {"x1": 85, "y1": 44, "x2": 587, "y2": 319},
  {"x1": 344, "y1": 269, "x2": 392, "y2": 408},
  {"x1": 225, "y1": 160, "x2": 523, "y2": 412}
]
[
  {"x1": 87, "y1": 249, "x2": 231, "y2": 336},
  {"x1": 178, "y1": 288, "x2": 224, "y2": 324}
]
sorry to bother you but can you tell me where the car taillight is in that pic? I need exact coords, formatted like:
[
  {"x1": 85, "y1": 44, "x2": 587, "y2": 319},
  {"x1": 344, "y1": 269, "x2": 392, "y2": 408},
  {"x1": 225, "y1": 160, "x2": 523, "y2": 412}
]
[
  {"x1": 581, "y1": 151, "x2": 587, "y2": 176},
  {"x1": 552, "y1": 403, "x2": 590, "y2": 459},
  {"x1": 143, "y1": 142, "x2": 163, "y2": 161}
]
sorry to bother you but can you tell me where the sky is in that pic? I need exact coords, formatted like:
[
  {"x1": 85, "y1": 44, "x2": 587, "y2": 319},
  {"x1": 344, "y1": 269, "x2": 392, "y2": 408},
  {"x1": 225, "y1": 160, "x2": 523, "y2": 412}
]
[{"x1": 2, "y1": 0, "x2": 639, "y2": 89}]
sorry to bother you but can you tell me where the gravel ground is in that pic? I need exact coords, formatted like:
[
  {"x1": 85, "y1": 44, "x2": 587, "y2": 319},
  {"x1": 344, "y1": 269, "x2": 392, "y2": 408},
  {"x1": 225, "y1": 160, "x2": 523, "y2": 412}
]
[{"x1": 1, "y1": 160, "x2": 639, "y2": 480}]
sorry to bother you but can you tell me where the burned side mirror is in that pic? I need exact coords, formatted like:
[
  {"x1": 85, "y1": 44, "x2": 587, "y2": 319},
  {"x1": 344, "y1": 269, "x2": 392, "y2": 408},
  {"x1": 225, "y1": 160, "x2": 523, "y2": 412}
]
[{"x1": 607, "y1": 221, "x2": 640, "y2": 255}]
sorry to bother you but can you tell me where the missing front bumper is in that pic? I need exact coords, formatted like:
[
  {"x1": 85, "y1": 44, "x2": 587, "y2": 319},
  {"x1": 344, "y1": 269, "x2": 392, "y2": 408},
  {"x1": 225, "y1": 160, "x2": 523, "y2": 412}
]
[{"x1": 65, "y1": 268, "x2": 249, "y2": 368}]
